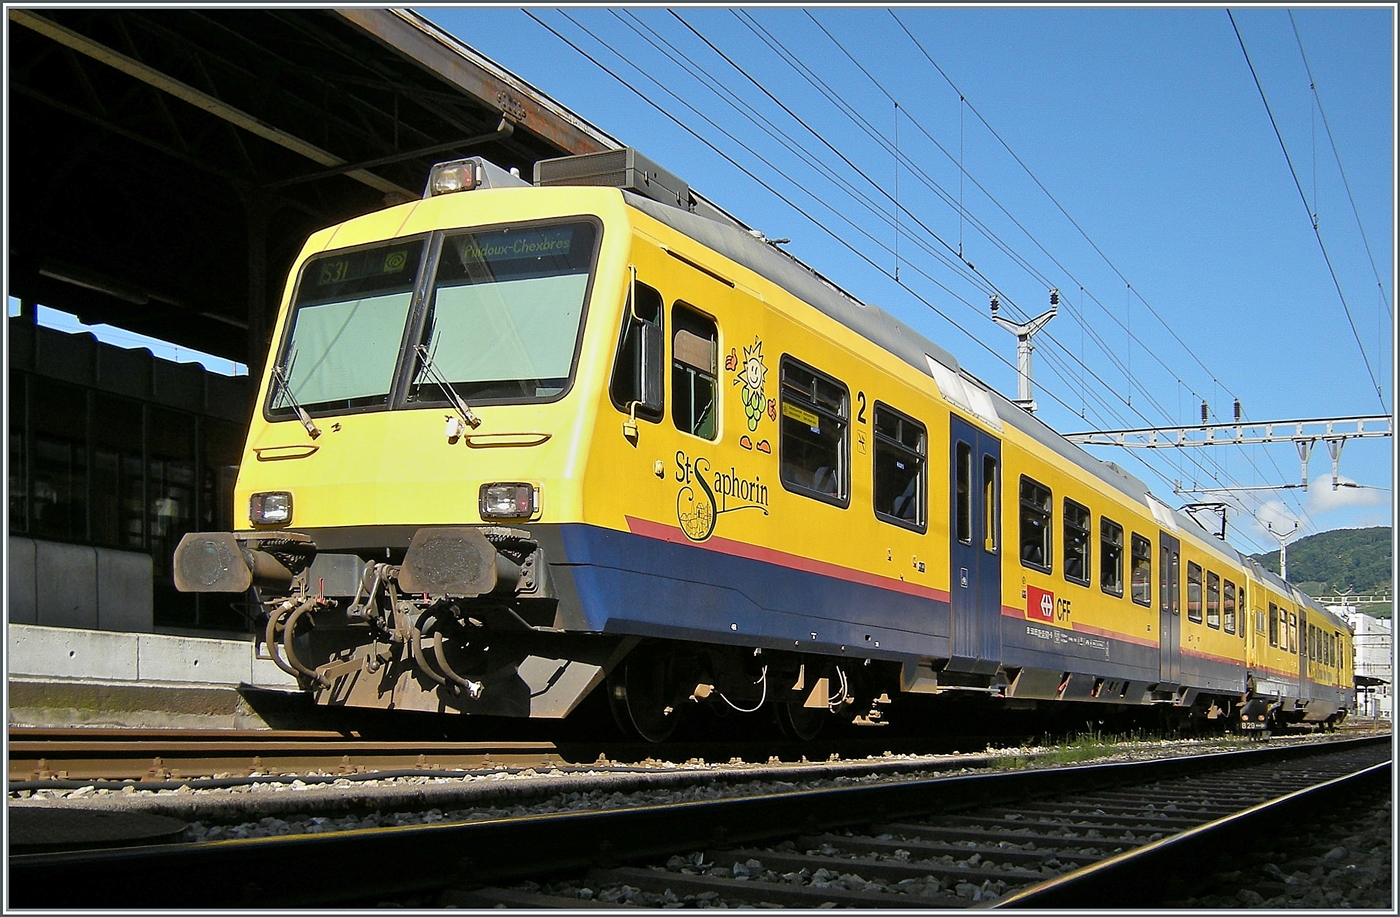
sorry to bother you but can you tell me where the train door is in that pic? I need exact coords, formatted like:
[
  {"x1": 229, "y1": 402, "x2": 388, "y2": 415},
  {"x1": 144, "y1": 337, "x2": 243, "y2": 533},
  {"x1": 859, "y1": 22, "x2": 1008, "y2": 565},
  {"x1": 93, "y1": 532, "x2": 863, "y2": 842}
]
[
  {"x1": 1298, "y1": 609, "x2": 1310, "y2": 698},
  {"x1": 1158, "y1": 532, "x2": 1181, "y2": 686},
  {"x1": 947, "y1": 415, "x2": 1001, "y2": 674}
]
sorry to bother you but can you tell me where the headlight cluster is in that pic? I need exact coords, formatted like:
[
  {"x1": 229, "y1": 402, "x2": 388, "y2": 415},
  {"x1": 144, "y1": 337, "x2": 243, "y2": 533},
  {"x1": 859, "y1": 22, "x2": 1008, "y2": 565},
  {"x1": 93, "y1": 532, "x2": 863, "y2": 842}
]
[{"x1": 249, "y1": 483, "x2": 538, "y2": 526}]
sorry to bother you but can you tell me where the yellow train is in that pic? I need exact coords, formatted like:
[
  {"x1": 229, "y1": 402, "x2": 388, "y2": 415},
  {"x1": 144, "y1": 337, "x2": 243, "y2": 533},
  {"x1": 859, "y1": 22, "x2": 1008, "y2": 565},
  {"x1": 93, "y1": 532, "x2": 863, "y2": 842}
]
[{"x1": 175, "y1": 148, "x2": 1353, "y2": 740}]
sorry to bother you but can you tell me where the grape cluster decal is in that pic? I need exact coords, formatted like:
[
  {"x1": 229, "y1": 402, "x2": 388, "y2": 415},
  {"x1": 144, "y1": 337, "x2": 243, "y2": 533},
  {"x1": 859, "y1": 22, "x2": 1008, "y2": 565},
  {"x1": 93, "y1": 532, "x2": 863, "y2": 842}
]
[{"x1": 728, "y1": 336, "x2": 775, "y2": 452}]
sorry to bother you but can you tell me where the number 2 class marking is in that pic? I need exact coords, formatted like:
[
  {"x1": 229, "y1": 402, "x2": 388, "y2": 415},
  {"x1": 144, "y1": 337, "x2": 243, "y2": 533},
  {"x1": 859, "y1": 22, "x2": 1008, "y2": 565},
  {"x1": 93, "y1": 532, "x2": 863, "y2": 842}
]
[{"x1": 857, "y1": 391, "x2": 867, "y2": 423}]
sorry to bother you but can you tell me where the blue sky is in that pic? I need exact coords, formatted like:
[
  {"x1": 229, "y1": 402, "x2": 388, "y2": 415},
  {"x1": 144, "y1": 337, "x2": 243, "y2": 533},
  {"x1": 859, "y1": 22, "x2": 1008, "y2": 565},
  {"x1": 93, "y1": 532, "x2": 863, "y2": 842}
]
[{"x1": 420, "y1": 5, "x2": 1395, "y2": 558}]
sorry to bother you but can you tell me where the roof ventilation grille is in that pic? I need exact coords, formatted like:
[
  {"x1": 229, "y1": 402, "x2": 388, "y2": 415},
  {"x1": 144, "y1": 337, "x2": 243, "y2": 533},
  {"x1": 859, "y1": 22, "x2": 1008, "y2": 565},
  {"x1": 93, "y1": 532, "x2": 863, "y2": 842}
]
[{"x1": 534, "y1": 148, "x2": 689, "y2": 210}]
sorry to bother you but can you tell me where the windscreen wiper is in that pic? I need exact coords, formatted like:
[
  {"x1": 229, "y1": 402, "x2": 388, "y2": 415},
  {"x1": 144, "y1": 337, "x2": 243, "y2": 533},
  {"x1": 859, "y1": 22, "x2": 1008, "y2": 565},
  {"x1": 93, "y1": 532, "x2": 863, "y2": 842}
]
[
  {"x1": 270, "y1": 357, "x2": 321, "y2": 440},
  {"x1": 415, "y1": 343, "x2": 481, "y2": 436}
]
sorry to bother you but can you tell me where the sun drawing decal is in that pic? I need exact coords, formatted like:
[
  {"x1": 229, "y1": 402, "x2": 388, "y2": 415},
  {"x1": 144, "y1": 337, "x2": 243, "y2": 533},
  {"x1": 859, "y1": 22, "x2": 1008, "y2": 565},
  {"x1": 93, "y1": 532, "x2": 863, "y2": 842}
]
[{"x1": 727, "y1": 336, "x2": 774, "y2": 451}]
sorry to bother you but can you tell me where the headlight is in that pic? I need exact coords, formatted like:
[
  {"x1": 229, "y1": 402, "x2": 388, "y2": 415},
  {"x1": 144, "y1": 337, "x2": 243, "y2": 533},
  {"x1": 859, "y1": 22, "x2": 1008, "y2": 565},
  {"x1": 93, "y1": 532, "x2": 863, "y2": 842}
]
[
  {"x1": 479, "y1": 483, "x2": 536, "y2": 520},
  {"x1": 425, "y1": 159, "x2": 481, "y2": 197},
  {"x1": 250, "y1": 491, "x2": 292, "y2": 525}
]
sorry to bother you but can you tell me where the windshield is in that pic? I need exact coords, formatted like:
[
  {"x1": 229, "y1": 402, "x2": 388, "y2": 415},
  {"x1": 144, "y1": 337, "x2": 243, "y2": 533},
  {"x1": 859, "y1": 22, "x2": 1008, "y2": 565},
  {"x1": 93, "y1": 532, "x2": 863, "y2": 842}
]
[
  {"x1": 408, "y1": 221, "x2": 597, "y2": 404},
  {"x1": 266, "y1": 219, "x2": 600, "y2": 421},
  {"x1": 270, "y1": 239, "x2": 424, "y2": 416}
]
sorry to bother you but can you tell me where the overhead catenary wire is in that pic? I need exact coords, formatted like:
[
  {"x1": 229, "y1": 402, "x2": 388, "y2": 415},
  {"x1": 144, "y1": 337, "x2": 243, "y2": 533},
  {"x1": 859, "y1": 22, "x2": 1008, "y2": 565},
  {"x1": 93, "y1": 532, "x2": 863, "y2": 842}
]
[
  {"x1": 889, "y1": 10, "x2": 1249, "y2": 412},
  {"x1": 1288, "y1": 10, "x2": 1393, "y2": 323},
  {"x1": 521, "y1": 10, "x2": 1325, "y2": 553},
  {"x1": 580, "y1": 10, "x2": 999, "y2": 324},
  {"x1": 1227, "y1": 8, "x2": 1389, "y2": 415},
  {"x1": 796, "y1": 11, "x2": 1232, "y2": 426},
  {"x1": 783, "y1": 10, "x2": 1316, "y2": 530},
  {"x1": 703, "y1": 11, "x2": 1215, "y2": 436},
  {"x1": 616, "y1": 10, "x2": 992, "y2": 298},
  {"x1": 736, "y1": 11, "x2": 1326, "y2": 545},
  {"x1": 881, "y1": 10, "x2": 1326, "y2": 531}
]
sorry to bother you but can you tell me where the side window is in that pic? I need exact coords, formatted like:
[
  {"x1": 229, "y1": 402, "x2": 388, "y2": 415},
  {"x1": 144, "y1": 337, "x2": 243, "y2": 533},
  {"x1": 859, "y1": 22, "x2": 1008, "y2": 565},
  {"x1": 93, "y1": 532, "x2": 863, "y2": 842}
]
[
  {"x1": 1269, "y1": 603, "x2": 1279, "y2": 647},
  {"x1": 1130, "y1": 533, "x2": 1152, "y2": 606},
  {"x1": 1100, "y1": 517, "x2": 1124, "y2": 596},
  {"x1": 778, "y1": 358, "x2": 849, "y2": 506},
  {"x1": 1289, "y1": 612, "x2": 1298, "y2": 655},
  {"x1": 1206, "y1": 571, "x2": 1221, "y2": 629},
  {"x1": 1063, "y1": 498, "x2": 1090, "y2": 585},
  {"x1": 1186, "y1": 562, "x2": 1203, "y2": 623},
  {"x1": 873, "y1": 404, "x2": 926, "y2": 531},
  {"x1": 671, "y1": 304, "x2": 717, "y2": 440},
  {"x1": 1018, "y1": 476, "x2": 1051, "y2": 571},
  {"x1": 609, "y1": 279, "x2": 663, "y2": 420},
  {"x1": 955, "y1": 442, "x2": 972, "y2": 543},
  {"x1": 1223, "y1": 580, "x2": 1237, "y2": 634},
  {"x1": 983, "y1": 455, "x2": 1000, "y2": 554}
]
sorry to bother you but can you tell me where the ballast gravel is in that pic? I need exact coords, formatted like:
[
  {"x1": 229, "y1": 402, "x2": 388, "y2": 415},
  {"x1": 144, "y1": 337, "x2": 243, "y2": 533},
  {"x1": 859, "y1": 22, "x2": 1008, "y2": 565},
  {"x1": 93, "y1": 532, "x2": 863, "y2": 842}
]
[{"x1": 10, "y1": 731, "x2": 1390, "y2": 908}]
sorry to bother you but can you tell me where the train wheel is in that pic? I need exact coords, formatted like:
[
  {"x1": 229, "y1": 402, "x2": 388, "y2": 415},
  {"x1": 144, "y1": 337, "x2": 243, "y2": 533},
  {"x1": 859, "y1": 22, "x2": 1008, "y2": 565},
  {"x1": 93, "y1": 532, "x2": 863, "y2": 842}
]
[
  {"x1": 775, "y1": 702, "x2": 826, "y2": 741},
  {"x1": 607, "y1": 647, "x2": 680, "y2": 743}
]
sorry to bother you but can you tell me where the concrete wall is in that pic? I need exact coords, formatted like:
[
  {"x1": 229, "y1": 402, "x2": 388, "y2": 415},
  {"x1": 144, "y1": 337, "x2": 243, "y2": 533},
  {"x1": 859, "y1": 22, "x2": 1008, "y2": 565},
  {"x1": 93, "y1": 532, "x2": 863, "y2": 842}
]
[
  {"x1": 7, "y1": 623, "x2": 298, "y2": 688},
  {"x1": 8, "y1": 536, "x2": 153, "y2": 632}
]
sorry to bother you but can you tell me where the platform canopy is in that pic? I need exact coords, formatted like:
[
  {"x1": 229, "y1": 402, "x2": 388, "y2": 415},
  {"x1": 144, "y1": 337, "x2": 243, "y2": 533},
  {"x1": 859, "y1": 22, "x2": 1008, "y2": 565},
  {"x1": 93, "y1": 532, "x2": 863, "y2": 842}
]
[{"x1": 7, "y1": 8, "x2": 616, "y2": 369}]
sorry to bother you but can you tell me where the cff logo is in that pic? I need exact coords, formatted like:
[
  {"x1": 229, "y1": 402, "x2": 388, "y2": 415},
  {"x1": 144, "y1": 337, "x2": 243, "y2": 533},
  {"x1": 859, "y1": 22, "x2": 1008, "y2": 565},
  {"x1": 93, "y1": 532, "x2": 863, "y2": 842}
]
[{"x1": 1027, "y1": 585, "x2": 1055, "y2": 624}]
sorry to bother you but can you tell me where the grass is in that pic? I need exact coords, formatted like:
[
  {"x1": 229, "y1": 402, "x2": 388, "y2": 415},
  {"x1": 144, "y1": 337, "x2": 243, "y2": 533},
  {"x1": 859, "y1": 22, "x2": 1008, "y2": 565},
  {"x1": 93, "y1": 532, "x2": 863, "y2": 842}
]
[{"x1": 987, "y1": 726, "x2": 1254, "y2": 770}]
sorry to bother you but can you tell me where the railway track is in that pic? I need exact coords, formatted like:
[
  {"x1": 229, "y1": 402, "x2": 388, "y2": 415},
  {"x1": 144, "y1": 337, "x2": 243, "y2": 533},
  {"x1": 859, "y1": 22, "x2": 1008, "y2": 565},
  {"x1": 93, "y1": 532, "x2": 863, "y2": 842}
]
[
  {"x1": 8, "y1": 734, "x2": 1387, "y2": 908},
  {"x1": 14, "y1": 719, "x2": 1381, "y2": 784},
  {"x1": 8, "y1": 727, "x2": 565, "y2": 782},
  {"x1": 8, "y1": 725, "x2": 1035, "y2": 785}
]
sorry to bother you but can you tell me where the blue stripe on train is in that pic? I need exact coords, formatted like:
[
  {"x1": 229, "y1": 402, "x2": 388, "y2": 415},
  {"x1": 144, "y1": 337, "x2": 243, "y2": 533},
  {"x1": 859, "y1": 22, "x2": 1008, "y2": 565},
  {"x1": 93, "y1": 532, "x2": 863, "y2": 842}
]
[
  {"x1": 558, "y1": 523, "x2": 949, "y2": 658},
  {"x1": 556, "y1": 524, "x2": 1169, "y2": 685}
]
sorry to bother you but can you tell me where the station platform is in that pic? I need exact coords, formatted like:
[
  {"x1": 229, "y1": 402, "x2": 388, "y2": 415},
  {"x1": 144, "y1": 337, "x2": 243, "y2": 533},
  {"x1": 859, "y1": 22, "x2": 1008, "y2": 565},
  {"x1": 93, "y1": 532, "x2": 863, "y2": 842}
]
[{"x1": 7, "y1": 623, "x2": 304, "y2": 730}]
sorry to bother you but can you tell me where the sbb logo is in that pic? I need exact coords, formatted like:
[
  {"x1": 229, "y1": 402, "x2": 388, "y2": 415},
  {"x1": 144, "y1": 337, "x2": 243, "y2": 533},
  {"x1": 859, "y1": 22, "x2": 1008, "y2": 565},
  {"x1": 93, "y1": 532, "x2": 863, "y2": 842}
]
[{"x1": 1027, "y1": 585, "x2": 1055, "y2": 623}]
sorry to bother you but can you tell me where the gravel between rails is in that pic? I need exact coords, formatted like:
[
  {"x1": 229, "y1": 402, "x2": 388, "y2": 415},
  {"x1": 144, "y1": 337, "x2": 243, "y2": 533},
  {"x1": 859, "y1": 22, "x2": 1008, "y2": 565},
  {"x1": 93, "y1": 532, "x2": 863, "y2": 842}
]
[{"x1": 1165, "y1": 784, "x2": 1393, "y2": 909}]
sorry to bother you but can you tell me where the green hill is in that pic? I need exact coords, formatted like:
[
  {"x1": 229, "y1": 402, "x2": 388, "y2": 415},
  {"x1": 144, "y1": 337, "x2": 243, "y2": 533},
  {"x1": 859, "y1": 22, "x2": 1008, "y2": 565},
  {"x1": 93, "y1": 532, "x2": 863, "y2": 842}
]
[{"x1": 1249, "y1": 526, "x2": 1392, "y2": 615}]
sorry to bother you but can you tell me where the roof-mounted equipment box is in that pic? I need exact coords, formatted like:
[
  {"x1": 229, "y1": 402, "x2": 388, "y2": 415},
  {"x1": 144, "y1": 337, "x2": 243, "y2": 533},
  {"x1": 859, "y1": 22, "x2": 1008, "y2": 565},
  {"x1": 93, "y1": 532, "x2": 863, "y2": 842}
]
[{"x1": 534, "y1": 148, "x2": 689, "y2": 210}]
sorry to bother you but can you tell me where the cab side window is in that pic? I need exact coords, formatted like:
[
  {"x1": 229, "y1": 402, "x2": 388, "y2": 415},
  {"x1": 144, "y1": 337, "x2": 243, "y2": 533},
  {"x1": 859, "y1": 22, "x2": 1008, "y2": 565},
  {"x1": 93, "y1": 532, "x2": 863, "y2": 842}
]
[
  {"x1": 778, "y1": 358, "x2": 849, "y2": 506},
  {"x1": 609, "y1": 280, "x2": 664, "y2": 420},
  {"x1": 872, "y1": 403, "x2": 926, "y2": 532},
  {"x1": 671, "y1": 304, "x2": 717, "y2": 440}
]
